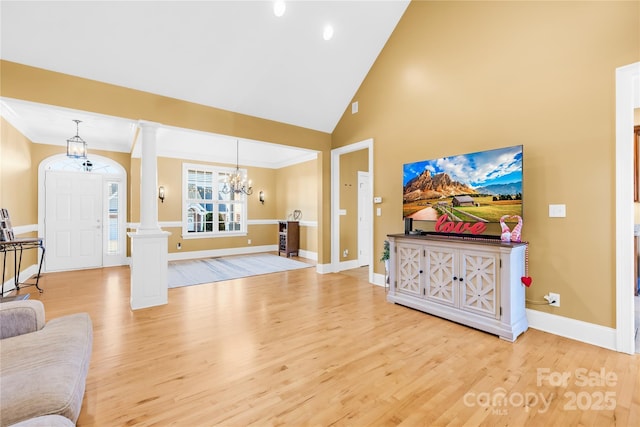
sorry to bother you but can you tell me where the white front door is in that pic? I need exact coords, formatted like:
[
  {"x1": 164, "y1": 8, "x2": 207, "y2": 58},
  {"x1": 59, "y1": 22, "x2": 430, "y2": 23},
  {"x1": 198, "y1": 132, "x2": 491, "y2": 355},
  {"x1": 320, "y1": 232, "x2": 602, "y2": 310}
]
[
  {"x1": 357, "y1": 171, "x2": 370, "y2": 267},
  {"x1": 45, "y1": 171, "x2": 103, "y2": 271}
]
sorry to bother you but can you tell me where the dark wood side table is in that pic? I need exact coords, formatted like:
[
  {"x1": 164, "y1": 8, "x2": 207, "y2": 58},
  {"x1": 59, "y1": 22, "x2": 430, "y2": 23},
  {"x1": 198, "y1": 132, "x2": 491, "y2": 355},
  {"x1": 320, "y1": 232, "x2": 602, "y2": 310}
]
[{"x1": 278, "y1": 221, "x2": 299, "y2": 257}]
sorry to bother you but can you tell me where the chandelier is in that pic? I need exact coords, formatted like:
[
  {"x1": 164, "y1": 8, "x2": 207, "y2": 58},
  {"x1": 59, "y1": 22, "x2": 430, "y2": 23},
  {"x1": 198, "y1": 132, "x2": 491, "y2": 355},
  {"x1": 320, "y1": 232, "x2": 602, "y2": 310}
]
[
  {"x1": 66, "y1": 119, "x2": 88, "y2": 159},
  {"x1": 221, "y1": 140, "x2": 253, "y2": 195}
]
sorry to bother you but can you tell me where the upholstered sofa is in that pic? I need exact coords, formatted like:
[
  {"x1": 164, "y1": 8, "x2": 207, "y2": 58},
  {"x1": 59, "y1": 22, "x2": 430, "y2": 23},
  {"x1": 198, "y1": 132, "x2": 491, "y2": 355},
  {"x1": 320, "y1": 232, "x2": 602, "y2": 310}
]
[{"x1": 0, "y1": 300, "x2": 93, "y2": 427}]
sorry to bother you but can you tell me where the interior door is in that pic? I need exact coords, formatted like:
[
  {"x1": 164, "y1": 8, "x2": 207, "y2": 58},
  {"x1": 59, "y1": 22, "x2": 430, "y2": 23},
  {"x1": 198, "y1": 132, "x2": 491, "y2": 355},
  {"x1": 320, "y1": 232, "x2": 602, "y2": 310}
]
[
  {"x1": 357, "y1": 171, "x2": 370, "y2": 267},
  {"x1": 45, "y1": 171, "x2": 103, "y2": 271}
]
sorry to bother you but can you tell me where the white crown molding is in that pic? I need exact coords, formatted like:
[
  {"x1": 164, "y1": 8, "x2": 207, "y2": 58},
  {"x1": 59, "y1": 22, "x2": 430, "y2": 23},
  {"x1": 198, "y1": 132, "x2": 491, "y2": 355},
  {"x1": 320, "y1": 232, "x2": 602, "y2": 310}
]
[
  {"x1": 0, "y1": 98, "x2": 38, "y2": 142},
  {"x1": 2, "y1": 97, "x2": 317, "y2": 168}
]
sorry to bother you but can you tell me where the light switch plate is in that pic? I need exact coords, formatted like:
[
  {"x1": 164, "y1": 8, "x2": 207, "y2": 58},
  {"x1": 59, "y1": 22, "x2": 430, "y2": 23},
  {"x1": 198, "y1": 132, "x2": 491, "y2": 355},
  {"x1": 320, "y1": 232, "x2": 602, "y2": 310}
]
[{"x1": 549, "y1": 204, "x2": 566, "y2": 218}]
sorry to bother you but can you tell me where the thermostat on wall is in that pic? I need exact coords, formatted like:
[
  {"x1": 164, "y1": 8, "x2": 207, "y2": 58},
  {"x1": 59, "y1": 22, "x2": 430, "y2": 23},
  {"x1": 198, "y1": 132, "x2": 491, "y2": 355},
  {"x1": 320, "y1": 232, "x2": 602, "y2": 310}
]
[{"x1": 373, "y1": 197, "x2": 382, "y2": 204}]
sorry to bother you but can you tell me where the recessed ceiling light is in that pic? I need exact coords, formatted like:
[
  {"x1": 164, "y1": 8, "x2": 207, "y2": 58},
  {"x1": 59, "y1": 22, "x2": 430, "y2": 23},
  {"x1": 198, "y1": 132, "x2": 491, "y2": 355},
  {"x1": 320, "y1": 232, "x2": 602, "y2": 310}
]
[
  {"x1": 323, "y1": 24, "x2": 334, "y2": 41},
  {"x1": 274, "y1": 1, "x2": 286, "y2": 17}
]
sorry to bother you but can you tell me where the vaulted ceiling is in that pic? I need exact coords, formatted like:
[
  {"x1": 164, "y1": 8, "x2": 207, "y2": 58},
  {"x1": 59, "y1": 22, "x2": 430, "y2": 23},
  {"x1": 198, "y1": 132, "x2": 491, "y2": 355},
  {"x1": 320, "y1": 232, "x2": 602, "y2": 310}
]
[{"x1": 0, "y1": 1, "x2": 409, "y2": 167}]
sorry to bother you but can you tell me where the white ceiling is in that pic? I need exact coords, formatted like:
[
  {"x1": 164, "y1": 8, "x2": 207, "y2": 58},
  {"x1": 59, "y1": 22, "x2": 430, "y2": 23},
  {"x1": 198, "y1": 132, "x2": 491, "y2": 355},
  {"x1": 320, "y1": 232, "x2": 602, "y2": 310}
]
[{"x1": 0, "y1": 1, "x2": 409, "y2": 167}]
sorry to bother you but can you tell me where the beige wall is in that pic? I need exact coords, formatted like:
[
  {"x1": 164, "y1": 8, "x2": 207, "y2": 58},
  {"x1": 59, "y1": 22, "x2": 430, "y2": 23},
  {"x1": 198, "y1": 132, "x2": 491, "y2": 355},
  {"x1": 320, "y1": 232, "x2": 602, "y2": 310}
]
[
  {"x1": 275, "y1": 158, "x2": 318, "y2": 221},
  {"x1": 275, "y1": 158, "x2": 319, "y2": 254},
  {"x1": 332, "y1": 1, "x2": 639, "y2": 328},
  {"x1": 1, "y1": 118, "x2": 36, "y2": 226},
  {"x1": 339, "y1": 149, "x2": 368, "y2": 261},
  {"x1": 1, "y1": 118, "x2": 38, "y2": 279}
]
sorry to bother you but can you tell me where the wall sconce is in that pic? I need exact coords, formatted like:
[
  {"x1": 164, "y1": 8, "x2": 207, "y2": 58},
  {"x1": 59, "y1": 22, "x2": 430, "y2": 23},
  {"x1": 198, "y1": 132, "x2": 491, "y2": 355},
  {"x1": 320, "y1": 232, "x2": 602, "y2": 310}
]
[
  {"x1": 259, "y1": 191, "x2": 265, "y2": 204},
  {"x1": 158, "y1": 186, "x2": 165, "y2": 203}
]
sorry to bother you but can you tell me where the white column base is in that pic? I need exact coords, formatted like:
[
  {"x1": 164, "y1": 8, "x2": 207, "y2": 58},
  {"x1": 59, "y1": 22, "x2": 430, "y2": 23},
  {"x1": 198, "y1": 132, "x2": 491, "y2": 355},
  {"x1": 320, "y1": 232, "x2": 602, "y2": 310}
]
[{"x1": 128, "y1": 231, "x2": 170, "y2": 310}]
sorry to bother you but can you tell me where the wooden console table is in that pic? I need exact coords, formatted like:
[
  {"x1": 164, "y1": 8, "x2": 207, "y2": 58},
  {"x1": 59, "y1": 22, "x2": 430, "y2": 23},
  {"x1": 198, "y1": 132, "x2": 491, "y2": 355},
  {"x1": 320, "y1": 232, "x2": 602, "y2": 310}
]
[
  {"x1": 1, "y1": 237, "x2": 45, "y2": 296},
  {"x1": 386, "y1": 233, "x2": 528, "y2": 342}
]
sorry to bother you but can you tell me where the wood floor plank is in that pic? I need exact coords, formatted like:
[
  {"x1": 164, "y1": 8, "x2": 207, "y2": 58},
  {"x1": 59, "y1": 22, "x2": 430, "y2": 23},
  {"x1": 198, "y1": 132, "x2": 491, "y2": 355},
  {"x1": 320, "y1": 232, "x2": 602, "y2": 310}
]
[{"x1": 10, "y1": 264, "x2": 640, "y2": 426}]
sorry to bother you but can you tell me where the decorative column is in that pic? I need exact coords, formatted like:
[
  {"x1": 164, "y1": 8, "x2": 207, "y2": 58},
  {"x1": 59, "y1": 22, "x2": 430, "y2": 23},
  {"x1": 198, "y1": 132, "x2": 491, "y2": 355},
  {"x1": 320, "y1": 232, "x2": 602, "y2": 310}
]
[
  {"x1": 138, "y1": 121, "x2": 161, "y2": 233},
  {"x1": 127, "y1": 121, "x2": 170, "y2": 310}
]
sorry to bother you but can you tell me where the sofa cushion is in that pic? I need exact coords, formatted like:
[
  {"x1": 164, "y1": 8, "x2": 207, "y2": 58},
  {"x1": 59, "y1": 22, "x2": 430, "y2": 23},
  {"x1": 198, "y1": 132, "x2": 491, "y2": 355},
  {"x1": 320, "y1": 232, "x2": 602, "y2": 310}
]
[
  {"x1": 8, "y1": 415, "x2": 75, "y2": 427},
  {"x1": 0, "y1": 300, "x2": 45, "y2": 339},
  {"x1": 0, "y1": 313, "x2": 92, "y2": 427}
]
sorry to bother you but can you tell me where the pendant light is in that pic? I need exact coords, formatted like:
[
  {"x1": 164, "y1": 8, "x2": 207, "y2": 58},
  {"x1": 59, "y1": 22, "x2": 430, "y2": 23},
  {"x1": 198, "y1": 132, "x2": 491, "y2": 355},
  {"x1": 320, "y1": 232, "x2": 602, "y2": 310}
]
[{"x1": 66, "y1": 119, "x2": 88, "y2": 159}]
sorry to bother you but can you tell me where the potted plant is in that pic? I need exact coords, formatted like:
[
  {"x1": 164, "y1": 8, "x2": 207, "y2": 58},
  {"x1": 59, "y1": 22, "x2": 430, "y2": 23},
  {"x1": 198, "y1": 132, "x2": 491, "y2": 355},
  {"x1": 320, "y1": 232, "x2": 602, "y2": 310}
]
[{"x1": 380, "y1": 240, "x2": 390, "y2": 286}]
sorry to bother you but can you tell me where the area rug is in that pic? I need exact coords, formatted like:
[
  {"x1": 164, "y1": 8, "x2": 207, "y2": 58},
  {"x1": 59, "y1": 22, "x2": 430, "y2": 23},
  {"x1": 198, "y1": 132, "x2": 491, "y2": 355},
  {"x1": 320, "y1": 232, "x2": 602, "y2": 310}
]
[{"x1": 168, "y1": 253, "x2": 313, "y2": 288}]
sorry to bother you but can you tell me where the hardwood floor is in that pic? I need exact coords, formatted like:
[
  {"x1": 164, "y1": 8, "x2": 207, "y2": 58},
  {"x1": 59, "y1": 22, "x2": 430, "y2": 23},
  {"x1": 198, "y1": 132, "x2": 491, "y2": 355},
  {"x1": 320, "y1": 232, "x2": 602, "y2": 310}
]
[{"x1": 13, "y1": 266, "x2": 640, "y2": 426}]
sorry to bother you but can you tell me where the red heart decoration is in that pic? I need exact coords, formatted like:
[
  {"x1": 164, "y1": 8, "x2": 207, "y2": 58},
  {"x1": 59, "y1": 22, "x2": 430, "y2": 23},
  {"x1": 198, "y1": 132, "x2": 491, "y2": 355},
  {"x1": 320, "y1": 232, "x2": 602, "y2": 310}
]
[{"x1": 521, "y1": 276, "x2": 533, "y2": 287}]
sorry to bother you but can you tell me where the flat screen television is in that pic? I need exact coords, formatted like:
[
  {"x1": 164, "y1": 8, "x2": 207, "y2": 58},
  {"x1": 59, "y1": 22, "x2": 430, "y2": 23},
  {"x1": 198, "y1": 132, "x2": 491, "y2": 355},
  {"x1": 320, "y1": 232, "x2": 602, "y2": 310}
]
[{"x1": 403, "y1": 145, "x2": 523, "y2": 231}]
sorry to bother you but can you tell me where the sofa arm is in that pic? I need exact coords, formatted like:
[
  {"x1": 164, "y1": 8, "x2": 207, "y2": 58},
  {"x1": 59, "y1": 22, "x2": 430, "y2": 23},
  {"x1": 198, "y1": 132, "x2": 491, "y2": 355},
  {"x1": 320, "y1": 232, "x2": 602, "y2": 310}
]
[{"x1": 0, "y1": 300, "x2": 45, "y2": 339}]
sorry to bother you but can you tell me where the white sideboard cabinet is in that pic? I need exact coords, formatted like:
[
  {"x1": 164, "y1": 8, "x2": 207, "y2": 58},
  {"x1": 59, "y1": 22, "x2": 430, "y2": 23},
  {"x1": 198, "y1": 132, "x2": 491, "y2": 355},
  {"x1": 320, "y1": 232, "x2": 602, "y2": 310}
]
[{"x1": 387, "y1": 234, "x2": 528, "y2": 341}]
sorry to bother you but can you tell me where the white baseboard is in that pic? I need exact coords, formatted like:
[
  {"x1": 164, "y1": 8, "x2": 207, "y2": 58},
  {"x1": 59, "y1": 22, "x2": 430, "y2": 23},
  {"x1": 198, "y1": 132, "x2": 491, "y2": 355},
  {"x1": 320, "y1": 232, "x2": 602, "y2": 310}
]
[
  {"x1": 525, "y1": 308, "x2": 617, "y2": 351},
  {"x1": 1, "y1": 264, "x2": 40, "y2": 295},
  {"x1": 372, "y1": 272, "x2": 386, "y2": 287},
  {"x1": 298, "y1": 249, "x2": 317, "y2": 261},
  {"x1": 337, "y1": 260, "x2": 359, "y2": 271},
  {"x1": 316, "y1": 263, "x2": 334, "y2": 274}
]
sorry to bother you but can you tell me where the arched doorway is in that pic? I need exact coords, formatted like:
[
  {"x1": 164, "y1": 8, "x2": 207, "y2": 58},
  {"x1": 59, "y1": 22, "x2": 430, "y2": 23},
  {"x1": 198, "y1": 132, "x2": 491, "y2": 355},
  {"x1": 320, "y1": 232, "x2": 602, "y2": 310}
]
[{"x1": 38, "y1": 154, "x2": 128, "y2": 272}]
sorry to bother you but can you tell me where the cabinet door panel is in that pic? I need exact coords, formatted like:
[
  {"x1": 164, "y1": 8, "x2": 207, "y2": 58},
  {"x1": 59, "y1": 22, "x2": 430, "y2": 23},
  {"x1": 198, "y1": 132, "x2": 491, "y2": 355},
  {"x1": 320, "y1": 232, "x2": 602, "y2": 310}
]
[
  {"x1": 396, "y1": 243, "x2": 422, "y2": 296},
  {"x1": 425, "y1": 247, "x2": 457, "y2": 307},
  {"x1": 460, "y1": 251, "x2": 499, "y2": 318}
]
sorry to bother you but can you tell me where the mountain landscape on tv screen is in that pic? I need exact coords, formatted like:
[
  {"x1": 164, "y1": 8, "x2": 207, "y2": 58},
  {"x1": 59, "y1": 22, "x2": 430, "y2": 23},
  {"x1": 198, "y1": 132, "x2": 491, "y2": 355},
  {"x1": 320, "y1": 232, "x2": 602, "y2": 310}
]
[
  {"x1": 403, "y1": 170, "x2": 475, "y2": 202},
  {"x1": 402, "y1": 145, "x2": 523, "y2": 223},
  {"x1": 474, "y1": 182, "x2": 523, "y2": 196}
]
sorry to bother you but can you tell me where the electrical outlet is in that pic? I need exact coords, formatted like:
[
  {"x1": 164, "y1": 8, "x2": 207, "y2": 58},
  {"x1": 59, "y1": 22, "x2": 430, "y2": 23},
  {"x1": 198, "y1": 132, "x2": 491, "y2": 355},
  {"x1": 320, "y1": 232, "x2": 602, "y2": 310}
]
[
  {"x1": 548, "y1": 292, "x2": 560, "y2": 307},
  {"x1": 343, "y1": 249, "x2": 349, "y2": 258},
  {"x1": 248, "y1": 239, "x2": 252, "y2": 245}
]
